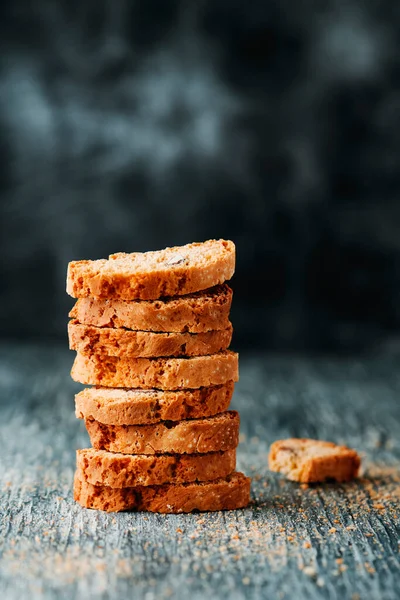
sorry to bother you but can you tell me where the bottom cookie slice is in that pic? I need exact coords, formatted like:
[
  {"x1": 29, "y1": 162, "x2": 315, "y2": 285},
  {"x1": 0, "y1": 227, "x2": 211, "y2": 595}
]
[{"x1": 74, "y1": 471, "x2": 251, "y2": 513}]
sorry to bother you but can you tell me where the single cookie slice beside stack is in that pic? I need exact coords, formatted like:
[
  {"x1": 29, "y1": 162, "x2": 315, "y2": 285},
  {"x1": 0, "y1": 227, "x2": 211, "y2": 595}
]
[
  {"x1": 67, "y1": 239, "x2": 250, "y2": 513},
  {"x1": 268, "y1": 438, "x2": 361, "y2": 483}
]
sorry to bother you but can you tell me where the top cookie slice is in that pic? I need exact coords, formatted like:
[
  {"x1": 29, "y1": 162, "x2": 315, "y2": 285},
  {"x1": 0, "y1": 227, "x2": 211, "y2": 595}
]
[{"x1": 67, "y1": 239, "x2": 235, "y2": 300}]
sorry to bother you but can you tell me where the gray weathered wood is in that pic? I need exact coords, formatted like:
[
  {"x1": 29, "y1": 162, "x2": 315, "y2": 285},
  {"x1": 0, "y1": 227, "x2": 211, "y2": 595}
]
[{"x1": 1, "y1": 343, "x2": 399, "y2": 599}]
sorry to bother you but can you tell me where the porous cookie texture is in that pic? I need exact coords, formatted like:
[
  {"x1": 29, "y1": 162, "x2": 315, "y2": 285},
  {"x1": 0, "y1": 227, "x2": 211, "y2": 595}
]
[
  {"x1": 75, "y1": 382, "x2": 235, "y2": 425},
  {"x1": 67, "y1": 239, "x2": 235, "y2": 300},
  {"x1": 77, "y1": 448, "x2": 236, "y2": 488},
  {"x1": 68, "y1": 320, "x2": 233, "y2": 358},
  {"x1": 74, "y1": 471, "x2": 251, "y2": 513},
  {"x1": 268, "y1": 438, "x2": 361, "y2": 483},
  {"x1": 69, "y1": 284, "x2": 233, "y2": 333},
  {"x1": 71, "y1": 350, "x2": 239, "y2": 390},
  {"x1": 76, "y1": 448, "x2": 236, "y2": 488},
  {"x1": 85, "y1": 410, "x2": 240, "y2": 455}
]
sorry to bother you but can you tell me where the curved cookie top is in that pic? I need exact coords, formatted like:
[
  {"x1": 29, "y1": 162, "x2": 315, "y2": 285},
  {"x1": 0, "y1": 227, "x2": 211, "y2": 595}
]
[{"x1": 67, "y1": 239, "x2": 235, "y2": 300}]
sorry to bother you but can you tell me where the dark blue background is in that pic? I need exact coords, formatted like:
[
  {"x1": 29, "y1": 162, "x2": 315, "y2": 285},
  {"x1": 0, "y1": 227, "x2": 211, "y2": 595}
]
[{"x1": 1, "y1": 0, "x2": 399, "y2": 352}]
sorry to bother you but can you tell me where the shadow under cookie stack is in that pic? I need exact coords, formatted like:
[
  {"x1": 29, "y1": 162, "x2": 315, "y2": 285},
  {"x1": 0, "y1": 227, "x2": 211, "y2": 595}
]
[{"x1": 67, "y1": 239, "x2": 250, "y2": 513}]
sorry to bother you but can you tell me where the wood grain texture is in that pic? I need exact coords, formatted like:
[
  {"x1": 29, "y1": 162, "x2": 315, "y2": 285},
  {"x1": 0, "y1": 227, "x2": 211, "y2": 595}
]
[{"x1": 1, "y1": 343, "x2": 400, "y2": 600}]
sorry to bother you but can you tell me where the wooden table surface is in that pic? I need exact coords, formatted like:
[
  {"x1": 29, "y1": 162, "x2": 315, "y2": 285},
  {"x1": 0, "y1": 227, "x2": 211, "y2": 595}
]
[{"x1": 1, "y1": 343, "x2": 399, "y2": 600}]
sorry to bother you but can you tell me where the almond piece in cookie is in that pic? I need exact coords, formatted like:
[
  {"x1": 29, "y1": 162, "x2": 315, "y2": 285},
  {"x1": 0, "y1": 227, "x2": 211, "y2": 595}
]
[{"x1": 268, "y1": 438, "x2": 360, "y2": 483}]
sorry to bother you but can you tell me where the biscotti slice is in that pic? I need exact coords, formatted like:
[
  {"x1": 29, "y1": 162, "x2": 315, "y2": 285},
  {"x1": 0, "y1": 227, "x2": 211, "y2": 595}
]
[
  {"x1": 69, "y1": 284, "x2": 232, "y2": 333},
  {"x1": 67, "y1": 239, "x2": 235, "y2": 300},
  {"x1": 268, "y1": 438, "x2": 361, "y2": 483},
  {"x1": 77, "y1": 448, "x2": 236, "y2": 488},
  {"x1": 71, "y1": 350, "x2": 239, "y2": 390},
  {"x1": 74, "y1": 471, "x2": 250, "y2": 513},
  {"x1": 75, "y1": 382, "x2": 234, "y2": 425},
  {"x1": 68, "y1": 321, "x2": 233, "y2": 358},
  {"x1": 85, "y1": 410, "x2": 239, "y2": 455}
]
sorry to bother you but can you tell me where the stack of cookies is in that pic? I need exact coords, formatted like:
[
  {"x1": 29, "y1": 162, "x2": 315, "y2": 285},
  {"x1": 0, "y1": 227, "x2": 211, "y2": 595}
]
[{"x1": 67, "y1": 239, "x2": 250, "y2": 513}]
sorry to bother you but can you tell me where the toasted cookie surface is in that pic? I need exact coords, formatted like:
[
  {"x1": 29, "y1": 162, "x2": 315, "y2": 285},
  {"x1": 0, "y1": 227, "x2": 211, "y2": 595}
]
[
  {"x1": 68, "y1": 320, "x2": 232, "y2": 358},
  {"x1": 268, "y1": 438, "x2": 361, "y2": 483},
  {"x1": 75, "y1": 382, "x2": 235, "y2": 425},
  {"x1": 74, "y1": 471, "x2": 250, "y2": 513},
  {"x1": 85, "y1": 411, "x2": 240, "y2": 455},
  {"x1": 71, "y1": 350, "x2": 239, "y2": 390},
  {"x1": 76, "y1": 448, "x2": 236, "y2": 487},
  {"x1": 67, "y1": 239, "x2": 235, "y2": 300},
  {"x1": 69, "y1": 284, "x2": 232, "y2": 333}
]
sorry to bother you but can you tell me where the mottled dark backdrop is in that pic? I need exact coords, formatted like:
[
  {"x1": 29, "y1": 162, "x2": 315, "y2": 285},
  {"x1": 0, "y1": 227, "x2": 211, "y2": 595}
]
[{"x1": 0, "y1": 0, "x2": 399, "y2": 352}]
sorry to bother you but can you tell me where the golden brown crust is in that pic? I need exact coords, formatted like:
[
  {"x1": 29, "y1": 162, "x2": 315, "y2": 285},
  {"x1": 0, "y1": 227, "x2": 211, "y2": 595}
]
[
  {"x1": 69, "y1": 284, "x2": 233, "y2": 333},
  {"x1": 67, "y1": 240, "x2": 235, "y2": 300},
  {"x1": 71, "y1": 350, "x2": 239, "y2": 390},
  {"x1": 268, "y1": 438, "x2": 361, "y2": 483},
  {"x1": 74, "y1": 471, "x2": 251, "y2": 513},
  {"x1": 75, "y1": 382, "x2": 235, "y2": 425},
  {"x1": 68, "y1": 320, "x2": 233, "y2": 358},
  {"x1": 76, "y1": 448, "x2": 236, "y2": 487},
  {"x1": 85, "y1": 411, "x2": 239, "y2": 455}
]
